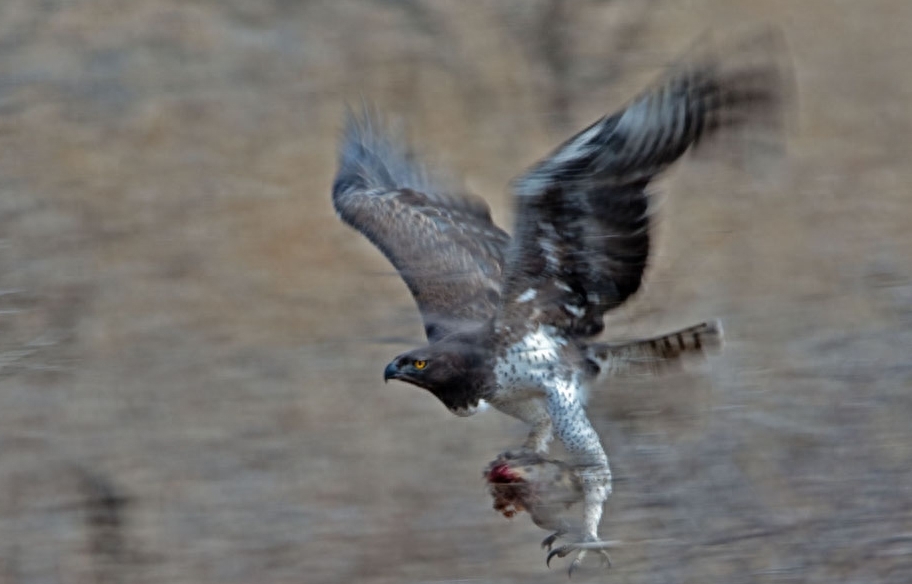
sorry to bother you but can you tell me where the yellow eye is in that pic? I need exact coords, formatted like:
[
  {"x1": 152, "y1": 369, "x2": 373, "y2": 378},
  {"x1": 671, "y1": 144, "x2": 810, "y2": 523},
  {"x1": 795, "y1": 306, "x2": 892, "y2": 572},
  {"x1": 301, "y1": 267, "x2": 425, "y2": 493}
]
[{"x1": 413, "y1": 360, "x2": 427, "y2": 370}]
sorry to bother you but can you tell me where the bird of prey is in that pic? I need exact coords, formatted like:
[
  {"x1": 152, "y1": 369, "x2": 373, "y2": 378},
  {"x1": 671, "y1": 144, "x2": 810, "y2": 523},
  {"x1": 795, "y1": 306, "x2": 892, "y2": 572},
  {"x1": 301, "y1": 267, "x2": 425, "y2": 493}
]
[{"x1": 332, "y1": 28, "x2": 788, "y2": 573}]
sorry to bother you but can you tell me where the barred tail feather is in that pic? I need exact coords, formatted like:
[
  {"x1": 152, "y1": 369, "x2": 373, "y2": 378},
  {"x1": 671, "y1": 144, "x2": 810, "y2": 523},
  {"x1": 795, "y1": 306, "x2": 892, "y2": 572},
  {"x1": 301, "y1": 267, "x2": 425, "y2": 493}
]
[{"x1": 587, "y1": 320, "x2": 724, "y2": 378}]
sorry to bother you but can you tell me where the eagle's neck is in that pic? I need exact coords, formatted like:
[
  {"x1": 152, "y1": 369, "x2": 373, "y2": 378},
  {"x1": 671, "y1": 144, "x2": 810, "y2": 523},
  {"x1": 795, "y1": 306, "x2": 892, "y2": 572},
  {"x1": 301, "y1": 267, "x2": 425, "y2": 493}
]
[
  {"x1": 428, "y1": 359, "x2": 494, "y2": 416},
  {"x1": 425, "y1": 330, "x2": 495, "y2": 416}
]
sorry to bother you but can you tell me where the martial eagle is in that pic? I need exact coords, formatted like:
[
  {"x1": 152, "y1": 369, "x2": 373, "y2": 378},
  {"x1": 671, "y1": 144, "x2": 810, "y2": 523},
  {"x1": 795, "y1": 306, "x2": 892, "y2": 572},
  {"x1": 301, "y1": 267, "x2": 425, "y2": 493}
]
[{"x1": 332, "y1": 28, "x2": 788, "y2": 573}]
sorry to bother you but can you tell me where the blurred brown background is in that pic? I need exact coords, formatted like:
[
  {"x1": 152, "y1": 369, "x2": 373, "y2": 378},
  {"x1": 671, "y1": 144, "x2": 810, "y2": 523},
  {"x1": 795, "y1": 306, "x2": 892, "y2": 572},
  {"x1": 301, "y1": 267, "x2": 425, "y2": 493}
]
[{"x1": 1, "y1": 1, "x2": 911, "y2": 583}]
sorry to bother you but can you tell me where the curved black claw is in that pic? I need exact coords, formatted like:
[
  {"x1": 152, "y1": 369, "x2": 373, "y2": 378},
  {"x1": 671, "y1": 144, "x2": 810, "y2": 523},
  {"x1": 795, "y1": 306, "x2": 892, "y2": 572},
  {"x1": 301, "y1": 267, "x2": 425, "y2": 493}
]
[
  {"x1": 541, "y1": 531, "x2": 564, "y2": 551},
  {"x1": 546, "y1": 547, "x2": 566, "y2": 567}
]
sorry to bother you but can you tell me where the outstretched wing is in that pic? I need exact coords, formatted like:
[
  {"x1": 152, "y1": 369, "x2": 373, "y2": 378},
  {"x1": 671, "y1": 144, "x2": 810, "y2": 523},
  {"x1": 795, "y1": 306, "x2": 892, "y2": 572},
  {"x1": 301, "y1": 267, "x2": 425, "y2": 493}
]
[
  {"x1": 332, "y1": 108, "x2": 511, "y2": 341},
  {"x1": 497, "y1": 28, "x2": 791, "y2": 339}
]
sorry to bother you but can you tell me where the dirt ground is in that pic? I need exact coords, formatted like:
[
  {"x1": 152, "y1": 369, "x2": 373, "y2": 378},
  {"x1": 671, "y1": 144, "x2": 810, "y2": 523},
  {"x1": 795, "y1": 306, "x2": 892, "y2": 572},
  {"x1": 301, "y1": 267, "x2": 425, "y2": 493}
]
[{"x1": 1, "y1": 1, "x2": 911, "y2": 583}]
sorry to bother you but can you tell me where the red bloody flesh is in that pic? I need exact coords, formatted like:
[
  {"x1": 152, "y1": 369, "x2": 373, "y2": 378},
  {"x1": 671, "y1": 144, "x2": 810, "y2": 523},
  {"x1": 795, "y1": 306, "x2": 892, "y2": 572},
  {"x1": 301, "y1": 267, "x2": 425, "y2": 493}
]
[{"x1": 487, "y1": 463, "x2": 523, "y2": 484}]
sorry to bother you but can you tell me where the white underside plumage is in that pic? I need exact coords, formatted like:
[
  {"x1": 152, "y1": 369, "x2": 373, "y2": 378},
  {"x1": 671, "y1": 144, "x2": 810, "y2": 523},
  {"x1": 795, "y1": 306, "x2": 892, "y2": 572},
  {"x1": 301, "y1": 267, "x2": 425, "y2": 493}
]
[{"x1": 451, "y1": 399, "x2": 489, "y2": 417}]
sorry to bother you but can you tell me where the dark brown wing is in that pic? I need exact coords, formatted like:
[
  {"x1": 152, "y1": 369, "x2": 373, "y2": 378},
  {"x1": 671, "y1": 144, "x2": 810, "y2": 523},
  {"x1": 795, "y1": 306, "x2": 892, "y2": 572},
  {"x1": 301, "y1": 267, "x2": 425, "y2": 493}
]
[
  {"x1": 496, "y1": 28, "x2": 791, "y2": 339},
  {"x1": 332, "y1": 108, "x2": 510, "y2": 341}
]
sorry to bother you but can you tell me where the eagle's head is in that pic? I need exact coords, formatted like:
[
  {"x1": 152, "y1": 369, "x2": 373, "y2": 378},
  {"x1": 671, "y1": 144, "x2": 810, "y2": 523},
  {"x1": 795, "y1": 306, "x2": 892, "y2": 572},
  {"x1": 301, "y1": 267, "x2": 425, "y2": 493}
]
[{"x1": 382, "y1": 337, "x2": 491, "y2": 415}]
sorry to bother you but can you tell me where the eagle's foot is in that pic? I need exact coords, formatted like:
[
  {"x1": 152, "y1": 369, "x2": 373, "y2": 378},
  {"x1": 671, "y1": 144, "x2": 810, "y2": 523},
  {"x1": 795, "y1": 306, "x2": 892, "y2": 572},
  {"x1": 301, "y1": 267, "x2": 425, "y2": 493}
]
[{"x1": 546, "y1": 538, "x2": 619, "y2": 577}]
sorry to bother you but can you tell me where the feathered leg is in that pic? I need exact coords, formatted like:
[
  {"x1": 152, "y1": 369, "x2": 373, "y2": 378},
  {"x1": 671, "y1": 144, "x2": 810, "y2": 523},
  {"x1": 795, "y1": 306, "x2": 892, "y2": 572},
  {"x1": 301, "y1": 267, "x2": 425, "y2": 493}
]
[
  {"x1": 491, "y1": 397, "x2": 554, "y2": 453},
  {"x1": 543, "y1": 376, "x2": 619, "y2": 576}
]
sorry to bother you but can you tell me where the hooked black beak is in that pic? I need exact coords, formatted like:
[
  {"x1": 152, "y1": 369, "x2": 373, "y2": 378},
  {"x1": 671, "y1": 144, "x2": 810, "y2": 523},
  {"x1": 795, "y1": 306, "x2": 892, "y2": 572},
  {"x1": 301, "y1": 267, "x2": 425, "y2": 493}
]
[{"x1": 383, "y1": 361, "x2": 400, "y2": 383}]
